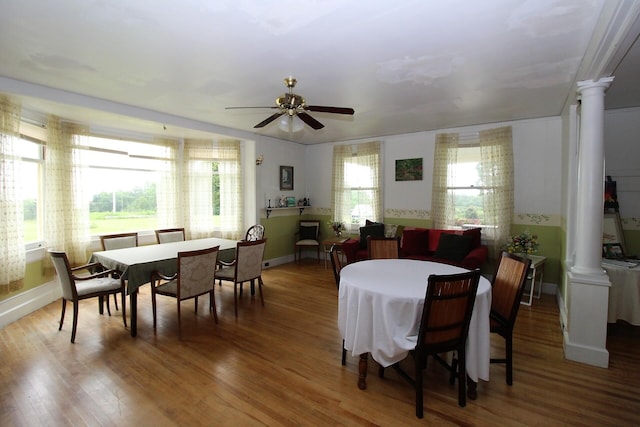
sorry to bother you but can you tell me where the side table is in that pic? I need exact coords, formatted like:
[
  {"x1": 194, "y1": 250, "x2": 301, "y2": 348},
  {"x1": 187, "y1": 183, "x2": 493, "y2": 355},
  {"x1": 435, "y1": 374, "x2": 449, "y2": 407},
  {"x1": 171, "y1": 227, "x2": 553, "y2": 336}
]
[
  {"x1": 323, "y1": 237, "x2": 348, "y2": 268},
  {"x1": 521, "y1": 254, "x2": 546, "y2": 306}
]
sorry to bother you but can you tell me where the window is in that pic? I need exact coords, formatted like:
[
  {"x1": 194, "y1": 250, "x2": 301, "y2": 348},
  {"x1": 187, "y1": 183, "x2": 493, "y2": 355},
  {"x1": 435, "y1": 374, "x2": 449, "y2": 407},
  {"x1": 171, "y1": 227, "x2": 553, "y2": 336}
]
[
  {"x1": 332, "y1": 141, "x2": 382, "y2": 230},
  {"x1": 18, "y1": 137, "x2": 44, "y2": 243},
  {"x1": 79, "y1": 136, "x2": 176, "y2": 235},
  {"x1": 432, "y1": 127, "x2": 513, "y2": 255}
]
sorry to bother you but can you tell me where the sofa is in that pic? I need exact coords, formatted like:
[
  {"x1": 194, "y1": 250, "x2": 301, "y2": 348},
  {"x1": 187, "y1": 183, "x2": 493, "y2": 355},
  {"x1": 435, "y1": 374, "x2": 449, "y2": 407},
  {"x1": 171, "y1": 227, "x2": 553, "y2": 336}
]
[{"x1": 342, "y1": 223, "x2": 488, "y2": 270}]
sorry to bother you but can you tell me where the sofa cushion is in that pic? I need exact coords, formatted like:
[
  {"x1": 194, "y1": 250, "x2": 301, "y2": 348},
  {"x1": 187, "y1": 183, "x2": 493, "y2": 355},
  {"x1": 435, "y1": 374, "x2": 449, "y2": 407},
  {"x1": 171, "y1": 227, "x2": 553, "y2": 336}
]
[
  {"x1": 384, "y1": 223, "x2": 405, "y2": 238},
  {"x1": 434, "y1": 233, "x2": 473, "y2": 262},
  {"x1": 359, "y1": 223, "x2": 385, "y2": 249},
  {"x1": 401, "y1": 228, "x2": 430, "y2": 256}
]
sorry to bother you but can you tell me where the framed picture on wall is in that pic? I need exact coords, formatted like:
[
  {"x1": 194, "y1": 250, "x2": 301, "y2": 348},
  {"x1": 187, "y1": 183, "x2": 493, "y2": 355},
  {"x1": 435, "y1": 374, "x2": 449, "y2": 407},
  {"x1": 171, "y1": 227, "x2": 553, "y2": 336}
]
[
  {"x1": 603, "y1": 211, "x2": 626, "y2": 257},
  {"x1": 395, "y1": 158, "x2": 423, "y2": 181},
  {"x1": 280, "y1": 166, "x2": 294, "y2": 190}
]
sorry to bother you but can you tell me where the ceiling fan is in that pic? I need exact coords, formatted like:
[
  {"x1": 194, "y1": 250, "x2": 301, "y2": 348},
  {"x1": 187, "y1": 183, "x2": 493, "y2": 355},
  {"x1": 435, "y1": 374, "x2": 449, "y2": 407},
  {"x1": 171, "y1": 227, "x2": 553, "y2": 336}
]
[{"x1": 226, "y1": 77, "x2": 355, "y2": 130}]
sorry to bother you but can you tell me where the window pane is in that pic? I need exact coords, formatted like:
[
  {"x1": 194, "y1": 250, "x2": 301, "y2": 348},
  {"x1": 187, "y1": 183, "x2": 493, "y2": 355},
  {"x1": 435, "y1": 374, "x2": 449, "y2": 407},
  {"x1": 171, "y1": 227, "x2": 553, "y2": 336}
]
[
  {"x1": 19, "y1": 138, "x2": 43, "y2": 243},
  {"x1": 452, "y1": 189, "x2": 484, "y2": 226}
]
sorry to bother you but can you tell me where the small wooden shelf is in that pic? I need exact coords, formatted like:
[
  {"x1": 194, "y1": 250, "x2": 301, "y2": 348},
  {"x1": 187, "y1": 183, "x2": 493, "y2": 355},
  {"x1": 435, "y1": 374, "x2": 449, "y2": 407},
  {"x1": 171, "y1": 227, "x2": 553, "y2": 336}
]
[{"x1": 265, "y1": 206, "x2": 309, "y2": 219}]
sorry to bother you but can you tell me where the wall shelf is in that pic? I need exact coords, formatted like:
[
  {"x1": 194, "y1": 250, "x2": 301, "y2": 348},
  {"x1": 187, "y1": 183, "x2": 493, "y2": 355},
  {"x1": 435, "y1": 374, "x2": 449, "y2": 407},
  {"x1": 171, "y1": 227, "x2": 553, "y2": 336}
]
[{"x1": 265, "y1": 206, "x2": 309, "y2": 219}]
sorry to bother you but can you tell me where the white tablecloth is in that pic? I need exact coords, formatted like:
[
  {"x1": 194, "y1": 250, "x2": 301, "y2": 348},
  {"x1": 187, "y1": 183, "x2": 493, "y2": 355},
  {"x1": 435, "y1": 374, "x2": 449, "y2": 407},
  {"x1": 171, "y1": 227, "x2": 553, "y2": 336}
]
[
  {"x1": 338, "y1": 259, "x2": 492, "y2": 382},
  {"x1": 603, "y1": 263, "x2": 640, "y2": 326}
]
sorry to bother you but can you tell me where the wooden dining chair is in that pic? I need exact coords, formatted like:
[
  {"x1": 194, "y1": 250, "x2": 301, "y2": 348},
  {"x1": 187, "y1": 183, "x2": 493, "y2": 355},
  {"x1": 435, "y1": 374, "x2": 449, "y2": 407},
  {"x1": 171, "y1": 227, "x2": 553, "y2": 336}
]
[
  {"x1": 99, "y1": 232, "x2": 138, "y2": 310},
  {"x1": 244, "y1": 224, "x2": 265, "y2": 241},
  {"x1": 367, "y1": 236, "x2": 400, "y2": 259},
  {"x1": 155, "y1": 228, "x2": 186, "y2": 244},
  {"x1": 294, "y1": 220, "x2": 320, "y2": 261},
  {"x1": 215, "y1": 239, "x2": 267, "y2": 317},
  {"x1": 49, "y1": 250, "x2": 127, "y2": 343},
  {"x1": 379, "y1": 270, "x2": 480, "y2": 418},
  {"x1": 150, "y1": 245, "x2": 219, "y2": 339},
  {"x1": 329, "y1": 244, "x2": 348, "y2": 366},
  {"x1": 490, "y1": 252, "x2": 532, "y2": 385}
]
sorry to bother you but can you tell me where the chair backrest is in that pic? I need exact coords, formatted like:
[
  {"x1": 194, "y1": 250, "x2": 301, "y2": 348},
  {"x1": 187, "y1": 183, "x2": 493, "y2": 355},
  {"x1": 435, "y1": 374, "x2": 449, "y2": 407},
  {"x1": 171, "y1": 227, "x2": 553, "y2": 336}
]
[
  {"x1": 177, "y1": 245, "x2": 219, "y2": 299},
  {"x1": 490, "y1": 252, "x2": 532, "y2": 327},
  {"x1": 329, "y1": 244, "x2": 343, "y2": 289},
  {"x1": 297, "y1": 220, "x2": 320, "y2": 242},
  {"x1": 367, "y1": 236, "x2": 400, "y2": 259},
  {"x1": 245, "y1": 224, "x2": 265, "y2": 241},
  {"x1": 234, "y1": 239, "x2": 267, "y2": 283},
  {"x1": 155, "y1": 228, "x2": 186, "y2": 244},
  {"x1": 100, "y1": 232, "x2": 138, "y2": 251},
  {"x1": 49, "y1": 250, "x2": 77, "y2": 300},
  {"x1": 418, "y1": 270, "x2": 480, "y2": 351}
]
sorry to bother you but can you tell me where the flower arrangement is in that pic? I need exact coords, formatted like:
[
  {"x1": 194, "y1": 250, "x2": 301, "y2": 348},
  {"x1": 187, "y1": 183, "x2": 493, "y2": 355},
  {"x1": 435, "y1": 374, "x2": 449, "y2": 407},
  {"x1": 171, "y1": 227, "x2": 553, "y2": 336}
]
[
  {"x1": 504, "y1": 230, "x2": 539, "y2": 255},
  {"x1": 328, "y1": 220, "x2": 346, "y2": 237}
]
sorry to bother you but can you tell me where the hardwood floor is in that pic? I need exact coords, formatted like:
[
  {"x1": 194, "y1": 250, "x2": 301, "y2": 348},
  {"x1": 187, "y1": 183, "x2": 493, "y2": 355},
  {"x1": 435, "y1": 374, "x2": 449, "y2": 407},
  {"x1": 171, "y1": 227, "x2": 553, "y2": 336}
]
[{"x1": 1, "y1": 260, "x2": 639, "y2": 426}]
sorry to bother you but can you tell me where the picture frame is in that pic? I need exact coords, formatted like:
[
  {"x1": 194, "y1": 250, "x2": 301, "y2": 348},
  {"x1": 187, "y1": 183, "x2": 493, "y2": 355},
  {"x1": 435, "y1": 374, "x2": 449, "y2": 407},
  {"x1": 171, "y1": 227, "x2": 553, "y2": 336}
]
[
  {"x1": 280, "y1": 166, "x2": 294, "y2": 190},
  {"x1": 286, "y1": 196, "x2": 296, "y2": 207},
  {"x1": 395, "y1": 158, "x2": 423, "y2": 181},
  {"x1": 603, "y1": 211, "x2": 626, "y2": 257},
  {"x1": 603, "y1": 243, "x2": 625, "y2": 259}
]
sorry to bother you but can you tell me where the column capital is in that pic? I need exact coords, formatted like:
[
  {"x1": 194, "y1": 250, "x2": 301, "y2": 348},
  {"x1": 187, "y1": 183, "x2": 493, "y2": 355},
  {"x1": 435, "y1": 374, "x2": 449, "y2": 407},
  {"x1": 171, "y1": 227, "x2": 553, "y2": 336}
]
[{"x1": 576, "y1": 77, "x2": 614, "y2": 93}]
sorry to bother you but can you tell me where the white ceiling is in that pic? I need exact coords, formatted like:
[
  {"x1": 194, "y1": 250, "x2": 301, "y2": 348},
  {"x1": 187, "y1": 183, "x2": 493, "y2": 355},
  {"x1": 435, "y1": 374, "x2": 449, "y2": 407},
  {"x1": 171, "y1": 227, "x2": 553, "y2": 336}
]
[{"x1": 0, "y1": 0, "x2": 639, "y2": 144}]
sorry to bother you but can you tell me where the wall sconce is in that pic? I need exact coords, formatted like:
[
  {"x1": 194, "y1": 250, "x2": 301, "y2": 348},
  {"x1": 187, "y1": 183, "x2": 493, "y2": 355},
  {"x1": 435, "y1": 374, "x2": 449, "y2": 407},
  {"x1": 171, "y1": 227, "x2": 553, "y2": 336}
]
[{"x1": 256, "y1": 154, "x2": 264, "y2": 165}]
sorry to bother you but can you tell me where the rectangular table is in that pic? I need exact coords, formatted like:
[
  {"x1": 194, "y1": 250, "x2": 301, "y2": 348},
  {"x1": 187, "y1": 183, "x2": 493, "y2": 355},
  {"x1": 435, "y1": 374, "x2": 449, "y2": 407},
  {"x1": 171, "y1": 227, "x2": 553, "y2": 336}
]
[
  {"x1": 91, "y1": 237, "x2": 238, "y2": 336},
  {"x1": 338, "y1": 259, "x2": 491, "y2": 395},
  {"x1": 602, "y1": 262, "x2": 640, "y2": 325}
]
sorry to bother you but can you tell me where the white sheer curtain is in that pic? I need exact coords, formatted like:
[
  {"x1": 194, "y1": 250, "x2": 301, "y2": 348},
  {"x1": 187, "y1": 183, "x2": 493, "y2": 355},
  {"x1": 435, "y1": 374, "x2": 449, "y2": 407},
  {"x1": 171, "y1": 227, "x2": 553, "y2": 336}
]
[
  {"x1": 154, "y1": 137, "x2": 179, "y2": 231},
  {"x1": 431, "y1": 133, "x2": 459, "y2": 229},
  {"x1": 332, "y1": 141, "x2": 382, "y2": 227},
  {"x1": 44, "y1": 117, "x2": 91, "y2": 266},
  {"x1": 183, "y1": 139, "x2": 242, "y2": 240},
  {"x1": 0, "y1": 96, "x2": 26, "y2": 293},
  {"x1": 480, "y1": 126, "x2": 514, "y2": 257}
]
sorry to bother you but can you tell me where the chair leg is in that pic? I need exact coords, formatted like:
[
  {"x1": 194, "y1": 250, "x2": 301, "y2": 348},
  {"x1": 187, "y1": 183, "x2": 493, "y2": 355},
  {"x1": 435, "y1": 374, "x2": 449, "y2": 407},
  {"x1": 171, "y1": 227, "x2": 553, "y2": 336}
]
[
  {"x1": 457, "y1": 349, "x2": 467, "y2": 407},
  {"x1": 177, "y1": 300, "x2": 182, "y2": 340},
  {"x1": 121, "y1": 289, "x2": 127, "y2": 328},
  {"x1": 151, "y1": 287, "x2": 158, "y2": 329},
  {"x1": 234, "y1": 283, "x2": 239, "y2": 318},
  {"x1": 59, "y1": 299, "x2": 67, "y2": 330},
  {"x1": 258, "y1": 276, "x2": 265, "y2": 306},
  {"x1": 194, "y1": 296, "x2": 199, "y2": 314},
  {"x1": 506, "y1": 335, "x2": 513, "y2": 385},
  {"x1": 341, "y1": 339, "x2": 346, "y2": 366},
  {"x1": 210, "y1": 290, "x2": 218, "y2": 324},
  {"x1": 415, "y1": 358, "x2": 424, "y2": 418},
  {"x1": 113, "y1": 293, "x2": 119, "y2": 311},
  {"x1": 71, "y1": 301, "x2": 79, "y2": 343}
]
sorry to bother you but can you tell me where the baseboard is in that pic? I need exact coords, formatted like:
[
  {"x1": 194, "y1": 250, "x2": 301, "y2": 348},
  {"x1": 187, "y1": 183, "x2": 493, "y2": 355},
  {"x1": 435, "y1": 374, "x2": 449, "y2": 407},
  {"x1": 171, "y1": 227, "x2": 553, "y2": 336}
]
[
  {"x1": 563, "y1": 338, "x2": 610, "y2": 368},
  {"x1": 0, "y1": 280, "x2": 60, "y2": 329}
]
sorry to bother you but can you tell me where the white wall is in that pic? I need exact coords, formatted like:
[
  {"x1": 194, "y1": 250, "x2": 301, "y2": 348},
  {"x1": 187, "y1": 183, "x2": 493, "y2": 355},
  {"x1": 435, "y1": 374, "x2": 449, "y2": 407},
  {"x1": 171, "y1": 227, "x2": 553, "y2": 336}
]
[{"x1": 304, "y1": 116, "x2": 564, "y2": 217}]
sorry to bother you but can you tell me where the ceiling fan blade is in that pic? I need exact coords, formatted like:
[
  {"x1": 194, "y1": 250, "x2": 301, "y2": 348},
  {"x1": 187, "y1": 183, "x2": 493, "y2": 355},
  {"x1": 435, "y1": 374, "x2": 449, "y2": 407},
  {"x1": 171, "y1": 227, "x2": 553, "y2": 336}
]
[
  {"x1": 297, "y1": 112, "x2": 325, "y2": 130},
  {"x1": 226, "y1": 106, "x2": 278, "y2": 110},
  {"x1": 254, "y1": 112, "x2": 284, "y2": 128},
  {"x1": 305, "y1": 105, "x2": 355, "y2": 115}
]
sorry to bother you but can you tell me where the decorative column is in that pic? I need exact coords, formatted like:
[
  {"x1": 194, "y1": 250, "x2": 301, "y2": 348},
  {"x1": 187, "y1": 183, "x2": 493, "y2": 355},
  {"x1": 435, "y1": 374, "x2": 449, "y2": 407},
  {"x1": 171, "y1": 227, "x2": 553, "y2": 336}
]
[{"x1": 565, "y1": 77, "x2": 613, "y2": 368}]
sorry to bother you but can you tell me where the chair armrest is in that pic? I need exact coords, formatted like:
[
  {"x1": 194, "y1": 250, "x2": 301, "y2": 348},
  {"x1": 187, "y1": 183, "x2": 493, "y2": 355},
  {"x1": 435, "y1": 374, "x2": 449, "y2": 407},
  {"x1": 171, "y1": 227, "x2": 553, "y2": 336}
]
[
  {"x1": 73, "y1": 268, "x2": 117, "y2": 281},
  {"x1": 71, "y1": 261, "x2": 102, "y2": 272},
  {"x1": 217, "y1": 259, "x2": 237, "y2": 268},
  {"x1": 150, "y1": 271, "x2": 177, "y2": 283}
]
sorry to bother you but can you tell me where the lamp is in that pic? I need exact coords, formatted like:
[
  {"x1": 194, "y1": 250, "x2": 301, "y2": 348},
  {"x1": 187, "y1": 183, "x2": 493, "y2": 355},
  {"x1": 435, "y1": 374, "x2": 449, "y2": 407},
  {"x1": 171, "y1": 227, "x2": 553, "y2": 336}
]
[{"x1": 278, "y1": 115, "x2": 304, "y2": 133}]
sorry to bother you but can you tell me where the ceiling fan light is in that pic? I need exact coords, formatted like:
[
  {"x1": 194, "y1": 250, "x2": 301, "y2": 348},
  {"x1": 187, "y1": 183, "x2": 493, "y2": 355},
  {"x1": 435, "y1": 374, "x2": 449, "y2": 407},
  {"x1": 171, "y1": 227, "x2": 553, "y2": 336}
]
[{"x1": 278, "y1": 115, "x2": 304, "y2": 133}]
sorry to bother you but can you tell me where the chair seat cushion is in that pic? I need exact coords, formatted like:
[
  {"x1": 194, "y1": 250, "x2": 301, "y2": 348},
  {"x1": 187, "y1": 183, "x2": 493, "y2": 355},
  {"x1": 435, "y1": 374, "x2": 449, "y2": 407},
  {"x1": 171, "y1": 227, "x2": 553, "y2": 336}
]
[
  {"x1": 296, "y1": 239, "x2": 320, "y2": 246},
  {"x1": 156, "y1": 279, "x2": 178, "y2": 295},
  {"x1": 215, "y1": 266, "x2": 236, "y2": 280},
  {"x1": 76, "y1": 277, "x2": 122, "y2": 296}
]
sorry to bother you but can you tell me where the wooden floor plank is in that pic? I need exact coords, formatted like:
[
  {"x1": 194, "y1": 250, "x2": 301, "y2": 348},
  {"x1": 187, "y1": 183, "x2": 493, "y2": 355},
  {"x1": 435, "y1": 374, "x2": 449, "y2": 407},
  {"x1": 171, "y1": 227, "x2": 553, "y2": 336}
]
[{"x1": 1, "y1": 259, "x2": 639, "y2": 426}]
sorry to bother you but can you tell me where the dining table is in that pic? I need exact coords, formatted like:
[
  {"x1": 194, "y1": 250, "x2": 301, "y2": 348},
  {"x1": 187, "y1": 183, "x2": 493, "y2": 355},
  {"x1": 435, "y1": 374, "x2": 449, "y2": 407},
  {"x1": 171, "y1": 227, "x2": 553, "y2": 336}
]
[
  {"x1": 338, "y1": 259, "x2": 492, "y2": 396},
  {"x1": 90, "y1": 237, "x2": 238, "y2": 336}
]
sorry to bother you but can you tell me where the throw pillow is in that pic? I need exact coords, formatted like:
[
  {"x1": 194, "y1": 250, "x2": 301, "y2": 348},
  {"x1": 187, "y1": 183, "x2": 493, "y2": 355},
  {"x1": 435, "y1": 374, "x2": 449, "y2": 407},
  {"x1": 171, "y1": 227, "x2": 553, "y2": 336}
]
[
  {"x1": 401, "y1": 229, "x2": 429, "y2": 256},
  {"x1": 299, "y1": 225, "x2": 317, "y2": 241},
  {"x1": 434, "y1": 233, "x2": 473, "y2": 262},
  {"x1": 359, "y1": 223, "x2": 385, "y2": 249},
  {"x1": 385, "y1": 223, "x2": 403, "y2": 238}
]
